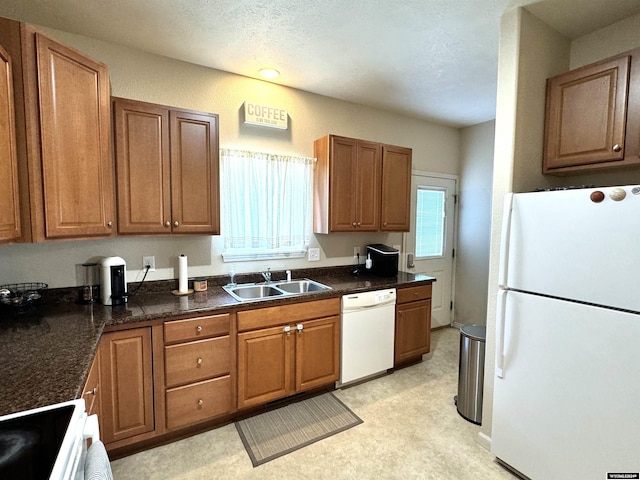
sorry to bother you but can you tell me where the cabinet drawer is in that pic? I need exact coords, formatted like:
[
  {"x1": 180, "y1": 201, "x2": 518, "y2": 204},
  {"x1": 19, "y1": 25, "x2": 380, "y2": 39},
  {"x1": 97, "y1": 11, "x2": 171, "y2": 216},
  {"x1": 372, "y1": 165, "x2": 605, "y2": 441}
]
[
  {"x1": 164, "y1": 313, "x2": 230, "y2": 344},
  {"x1": 397, "y1": 284, "x2": 432, "y2": 304},
  {"x1": 166, "y1": 376, "x2": 232, "y2": 430},
  {"x1": 165, "y1": 336, "x2": 230, "y2": 388},
  {"x1": 237, "y1": 298, "x2": 340, "y2": 331}
]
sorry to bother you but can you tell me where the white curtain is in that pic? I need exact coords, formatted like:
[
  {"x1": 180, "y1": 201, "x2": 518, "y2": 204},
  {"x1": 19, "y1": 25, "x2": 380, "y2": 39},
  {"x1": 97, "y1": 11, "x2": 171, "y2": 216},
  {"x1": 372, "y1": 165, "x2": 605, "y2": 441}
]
[{"x1": 220, "y1": 149, "x2": 314, "y2": 257}]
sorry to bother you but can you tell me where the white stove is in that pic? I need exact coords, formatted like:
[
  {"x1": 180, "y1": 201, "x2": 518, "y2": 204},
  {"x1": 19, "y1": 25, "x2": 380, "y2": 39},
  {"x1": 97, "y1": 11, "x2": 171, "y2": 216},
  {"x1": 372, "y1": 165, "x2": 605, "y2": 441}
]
[{"x1": 0, "y1": 399, "x2": 107, "y2": 479}]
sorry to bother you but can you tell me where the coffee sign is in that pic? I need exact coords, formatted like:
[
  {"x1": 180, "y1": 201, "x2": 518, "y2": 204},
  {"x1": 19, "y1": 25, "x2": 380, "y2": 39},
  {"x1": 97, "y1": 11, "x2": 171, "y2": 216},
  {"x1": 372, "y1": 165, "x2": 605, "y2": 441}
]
[{"x1": 243, "y1": 102, "x2": 288, "y2": 129}]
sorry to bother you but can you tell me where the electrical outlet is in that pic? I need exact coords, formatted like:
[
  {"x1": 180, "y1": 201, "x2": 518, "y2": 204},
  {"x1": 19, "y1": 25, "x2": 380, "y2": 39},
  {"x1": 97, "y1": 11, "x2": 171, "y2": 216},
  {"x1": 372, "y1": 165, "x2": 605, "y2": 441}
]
[
  {"x1": 353, "y1": 246, "x2": 360, "y2": 258},
  {"x1": 308, "y1": 248, "x2": 320, "y2": 262},
  {"x1": 143, "y1": 255, "x2": 156, "y2": 272}
]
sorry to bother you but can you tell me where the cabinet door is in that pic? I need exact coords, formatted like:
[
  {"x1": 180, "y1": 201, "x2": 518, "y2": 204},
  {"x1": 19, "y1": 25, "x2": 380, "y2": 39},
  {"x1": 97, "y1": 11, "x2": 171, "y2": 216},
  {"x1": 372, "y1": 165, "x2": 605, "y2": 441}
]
[
  {"x1": 100, "y1": 328, "x2": 154, "y2": 444},
  {"x1": 0, "y1": 43, "x2": 21, "y2": 242},
  {"x1": 355, "y1": 141, "x2": 381, "y2": 231},
  {"x1": 380, "y1": 145, "x2": 411, "y2": 232},
  {"x1": 35, "y1": 33, "x2": 114, "y2": 238},
  {"x1": 169, "y1": 110, "x2": 220, "y2": 234},
  {"x1": 295, "y1": 315, "x2": 340, "y2": 391},
  {"x1": 82, "y1": 349, "x2": 101, "y2": 419},
  {"x1": 113, "y1": 99, "x2": 171, "y2": 234},
  {"x1": 329, "y1": 136, "x2": 358, "y2": 231},
  {"x1": 237, "y1": 325, "x2": 294, "y2": 409},
  {"x1": 395, "y1": 299, "x2": 431, "y2": 365},
  {"x1": 544, "y1": 56, "x2": 630, "y2": 173}
]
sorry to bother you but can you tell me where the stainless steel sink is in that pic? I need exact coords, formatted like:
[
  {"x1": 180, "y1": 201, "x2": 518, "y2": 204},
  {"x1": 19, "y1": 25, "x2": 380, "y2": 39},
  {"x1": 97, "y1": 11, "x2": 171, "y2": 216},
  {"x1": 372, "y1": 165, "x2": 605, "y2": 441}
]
[
  {"x1": 225, "y1": 284, "x2": 284, "y2": 300},
  {"x1": 273, "y1": 279, "x2": 331, "y2": 294},
  {"x1": 222, "y1": 278, "x2": 331, "y2": 302}
]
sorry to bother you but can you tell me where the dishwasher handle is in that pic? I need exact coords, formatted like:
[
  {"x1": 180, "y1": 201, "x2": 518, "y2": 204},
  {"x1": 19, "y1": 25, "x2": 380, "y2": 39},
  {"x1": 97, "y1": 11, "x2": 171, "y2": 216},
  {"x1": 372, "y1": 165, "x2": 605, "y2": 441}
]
[{"x1": 341, "y1": 289, "x2": 397, "y2": 311}]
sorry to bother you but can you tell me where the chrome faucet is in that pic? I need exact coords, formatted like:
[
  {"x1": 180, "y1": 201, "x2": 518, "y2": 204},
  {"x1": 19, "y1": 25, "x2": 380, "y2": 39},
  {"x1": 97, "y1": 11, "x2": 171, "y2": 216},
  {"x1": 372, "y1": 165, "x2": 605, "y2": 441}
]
[{"x1": 261, "y1": 267, "x2": 272, "y2": 283}]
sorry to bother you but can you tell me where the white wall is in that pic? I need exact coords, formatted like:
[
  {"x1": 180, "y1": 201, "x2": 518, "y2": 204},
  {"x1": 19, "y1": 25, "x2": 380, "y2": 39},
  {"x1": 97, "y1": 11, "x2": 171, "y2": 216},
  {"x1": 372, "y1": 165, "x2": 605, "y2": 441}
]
[
  {"x1": 454, "y1": 120, "x2": 495, "y2": 326},
  {"x1": 0, "y1": 24, "x2": 460, "y2": 288}
]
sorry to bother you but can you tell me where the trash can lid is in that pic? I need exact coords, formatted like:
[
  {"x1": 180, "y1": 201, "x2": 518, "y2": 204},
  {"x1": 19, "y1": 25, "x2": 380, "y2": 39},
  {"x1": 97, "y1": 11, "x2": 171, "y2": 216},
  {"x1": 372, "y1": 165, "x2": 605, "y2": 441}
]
[{"x1": 460, "y1": 324, "x2": 486, "y2": 341}]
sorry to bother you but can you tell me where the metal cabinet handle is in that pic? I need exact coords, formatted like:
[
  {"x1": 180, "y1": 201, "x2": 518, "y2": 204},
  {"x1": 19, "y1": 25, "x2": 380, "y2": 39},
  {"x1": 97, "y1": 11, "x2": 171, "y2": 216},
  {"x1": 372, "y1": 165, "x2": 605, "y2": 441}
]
[
  {"x1": 164, "y1": 221, "x2": 171, "y2": 228},
  {"x1": 196, "y1": 325, "x2": 203, "y2": 333},
  {"x1": 196, "y1": 357, "x2": 203, "y2": 366},
  {"x1": 352, "y1": 222, "x2": 357, "y2": 227},
  {"x1": 297, "y1": 323, "x2": 303, "y2": 335},
  {"x1": 107, "y1": 221, "x2": 113, "y2": 228},
  {"x1": 174, "y1": 220, "x2": 180, "y2": 227},
  {"x1": 197, "y1": 399, "x2": 204, "y2": 407},
  {"x1": 283, "y1": 325, "x2": 291, "y2": 336},
  {"x1": 613, "y1": 144, "x2": 622, "y2": 152},
  {"x1": 84, "y1": 387, "x2": 97, "y2": 396}
]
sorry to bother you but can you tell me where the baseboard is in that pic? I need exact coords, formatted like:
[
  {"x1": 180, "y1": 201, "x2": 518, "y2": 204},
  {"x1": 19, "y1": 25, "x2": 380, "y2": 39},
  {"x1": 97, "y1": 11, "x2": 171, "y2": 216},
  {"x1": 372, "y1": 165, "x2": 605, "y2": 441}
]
[{"x1": 476, "y1": 430, "x2": 491, "y2": 451}]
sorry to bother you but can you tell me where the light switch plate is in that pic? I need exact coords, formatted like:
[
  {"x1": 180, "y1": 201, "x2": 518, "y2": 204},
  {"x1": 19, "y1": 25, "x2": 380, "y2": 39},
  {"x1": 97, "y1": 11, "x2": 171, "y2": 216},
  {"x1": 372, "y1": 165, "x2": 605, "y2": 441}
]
[{"x1": 308, "y1": 248, "x2": 320, "y2": 262}]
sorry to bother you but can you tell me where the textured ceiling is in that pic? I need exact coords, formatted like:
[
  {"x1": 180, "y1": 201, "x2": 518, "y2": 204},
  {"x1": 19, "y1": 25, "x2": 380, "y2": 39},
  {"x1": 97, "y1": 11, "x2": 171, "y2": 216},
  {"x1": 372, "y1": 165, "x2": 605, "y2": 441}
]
[{"x1": 2, "y1": 0, "x2": 640, "y2": 127}]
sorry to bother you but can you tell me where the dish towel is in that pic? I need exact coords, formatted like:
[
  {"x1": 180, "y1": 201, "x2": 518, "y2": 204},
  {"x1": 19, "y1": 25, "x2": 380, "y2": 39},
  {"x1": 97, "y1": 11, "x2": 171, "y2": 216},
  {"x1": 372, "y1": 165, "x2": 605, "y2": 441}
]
[{"x1": 84, "y1": 440, "x2": 113, "y2": 480}]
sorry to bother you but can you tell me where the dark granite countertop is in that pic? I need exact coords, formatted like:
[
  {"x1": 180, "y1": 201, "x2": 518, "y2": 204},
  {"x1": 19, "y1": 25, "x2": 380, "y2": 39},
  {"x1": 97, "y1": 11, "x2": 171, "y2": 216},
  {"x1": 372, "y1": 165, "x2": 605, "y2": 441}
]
[{"x1": 0, "y1": 268, "x2": 434, "y2": 416}]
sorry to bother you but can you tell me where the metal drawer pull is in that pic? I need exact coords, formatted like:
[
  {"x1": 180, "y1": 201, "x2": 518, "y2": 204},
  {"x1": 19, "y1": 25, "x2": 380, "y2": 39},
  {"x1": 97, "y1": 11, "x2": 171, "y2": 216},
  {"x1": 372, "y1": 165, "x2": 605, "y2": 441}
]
[
  {"x1": 197, "y1": 399, "x2": 204, "y2": 407},
  {"x1": 196, "y1": 357, "x2": 203, "y2": 366},
  {"x1": 196, "y1": 325, "x2": 203, "y2": 333},
  {"x1": 84, "y1": 387, "x2": 97, "y2": 396}
]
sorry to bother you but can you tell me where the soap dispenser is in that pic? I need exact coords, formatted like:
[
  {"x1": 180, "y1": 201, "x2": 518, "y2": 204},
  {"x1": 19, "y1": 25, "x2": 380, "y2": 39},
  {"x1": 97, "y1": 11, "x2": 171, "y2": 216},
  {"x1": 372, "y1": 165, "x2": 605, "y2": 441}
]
[{"x1": 365, "y1": 253, "x2": 373, "y2": 270}]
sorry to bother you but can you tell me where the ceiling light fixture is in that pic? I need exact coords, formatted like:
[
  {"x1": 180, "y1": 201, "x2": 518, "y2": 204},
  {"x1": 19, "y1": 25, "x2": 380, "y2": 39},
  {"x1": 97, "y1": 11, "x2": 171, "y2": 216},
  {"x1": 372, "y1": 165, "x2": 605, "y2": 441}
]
[{"x1": 259, "y1": 68, "x2": 280, "y2": 79}]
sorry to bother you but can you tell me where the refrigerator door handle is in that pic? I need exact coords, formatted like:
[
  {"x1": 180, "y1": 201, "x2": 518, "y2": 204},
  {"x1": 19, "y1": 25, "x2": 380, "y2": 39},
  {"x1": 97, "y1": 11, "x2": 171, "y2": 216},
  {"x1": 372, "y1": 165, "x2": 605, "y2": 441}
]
[
  {"x1": 496, "y1": 289, "x2": 507, "y2": 378},
  {"x1": 498, "y1": 193, "x2": 514, "y2": 288}
]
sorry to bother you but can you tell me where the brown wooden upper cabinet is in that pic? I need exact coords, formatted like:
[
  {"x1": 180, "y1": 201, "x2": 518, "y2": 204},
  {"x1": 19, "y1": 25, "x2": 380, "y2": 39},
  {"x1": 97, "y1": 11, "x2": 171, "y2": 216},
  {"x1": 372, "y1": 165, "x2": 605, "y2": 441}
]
[
  {"x1": 313, "y1": 134, "x2": 411, "y2": 233},
  {"x1": 0, "y1": 18, "x2": 115, "y2": 241},
  {"x1": 0, "y1": 43, "x2": 21, "y2": 243},
  {"x1": 543, "y1": 52, "x2": 640, "y2": 174},
  {"x1": 113, "y1": 98, "x2": 220, "y2": 235},
  {"x1": 380, "y1": 144, "x2": 412, "y2": 231}
]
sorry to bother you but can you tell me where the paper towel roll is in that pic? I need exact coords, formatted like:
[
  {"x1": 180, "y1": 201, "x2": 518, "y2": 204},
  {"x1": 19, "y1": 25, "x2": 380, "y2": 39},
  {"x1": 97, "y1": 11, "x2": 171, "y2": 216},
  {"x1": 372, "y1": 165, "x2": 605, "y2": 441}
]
[{"x1": 178, "y1": 254, "x2": 188, "y2": 292}]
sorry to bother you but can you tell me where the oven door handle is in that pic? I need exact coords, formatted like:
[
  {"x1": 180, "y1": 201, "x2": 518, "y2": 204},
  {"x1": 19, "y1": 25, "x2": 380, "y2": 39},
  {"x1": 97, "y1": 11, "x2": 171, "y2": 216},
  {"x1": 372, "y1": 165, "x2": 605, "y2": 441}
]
[{"x1": 83, "y1": 414, "x2": 100, "y2": 443}]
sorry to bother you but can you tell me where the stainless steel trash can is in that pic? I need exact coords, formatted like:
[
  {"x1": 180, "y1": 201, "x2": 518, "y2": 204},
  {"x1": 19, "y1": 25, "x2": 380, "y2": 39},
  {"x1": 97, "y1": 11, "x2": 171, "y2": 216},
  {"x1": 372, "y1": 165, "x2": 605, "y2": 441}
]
[{"x1": 455, "y1": 324, "x2": 486, "y2": 425}]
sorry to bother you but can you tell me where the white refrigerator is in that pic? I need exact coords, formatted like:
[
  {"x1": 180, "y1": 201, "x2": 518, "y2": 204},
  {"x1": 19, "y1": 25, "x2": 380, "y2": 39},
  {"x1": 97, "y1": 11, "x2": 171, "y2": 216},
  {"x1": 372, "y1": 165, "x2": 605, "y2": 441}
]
[{"x1": 491, "y1": 185, "x2": 640, "y2": 480}]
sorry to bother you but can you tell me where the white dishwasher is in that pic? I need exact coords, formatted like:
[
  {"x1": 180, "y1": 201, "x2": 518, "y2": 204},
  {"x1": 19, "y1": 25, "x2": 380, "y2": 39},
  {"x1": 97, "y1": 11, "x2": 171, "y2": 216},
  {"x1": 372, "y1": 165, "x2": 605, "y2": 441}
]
[{"x1": 338, "y1": 288, "x2": 396, "y2": 387}]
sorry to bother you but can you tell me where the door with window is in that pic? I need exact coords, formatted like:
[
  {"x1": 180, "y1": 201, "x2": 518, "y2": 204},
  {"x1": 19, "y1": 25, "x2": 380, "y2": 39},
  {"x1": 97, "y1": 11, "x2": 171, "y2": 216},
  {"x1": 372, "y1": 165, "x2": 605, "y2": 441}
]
[{"x1": 403, "y1": 174, "x2": 456, "y2": 328}]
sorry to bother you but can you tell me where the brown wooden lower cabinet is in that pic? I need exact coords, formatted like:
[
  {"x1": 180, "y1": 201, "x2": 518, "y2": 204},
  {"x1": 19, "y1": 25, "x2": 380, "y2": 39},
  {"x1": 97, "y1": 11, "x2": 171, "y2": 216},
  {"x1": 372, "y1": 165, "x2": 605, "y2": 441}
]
[
  {"x1": 395, "y1": 284, "x2": 432, "y2": 366},
  {"x1": 94, "y1": 288, "x2": 433, "y2": 456},
  {"x1": 100, "y1": 327, "x2": 155, "y2": 444},
  {"x1": 236, "y1": 298, "x2": 340, "y2": 410},
  {"x1": 81, "y1": 348, "x2": 101, "y2": 419}
]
